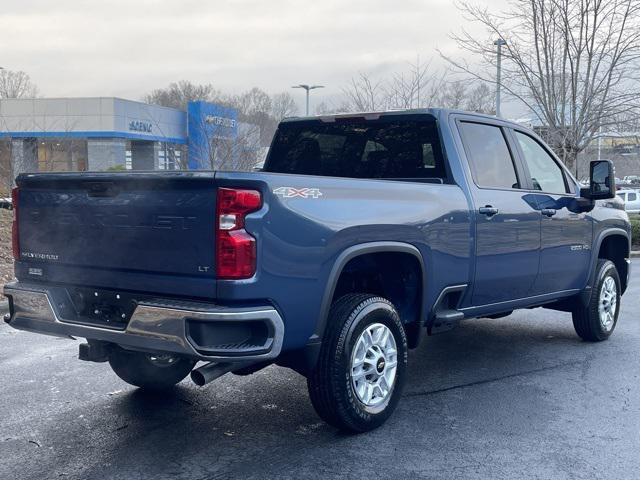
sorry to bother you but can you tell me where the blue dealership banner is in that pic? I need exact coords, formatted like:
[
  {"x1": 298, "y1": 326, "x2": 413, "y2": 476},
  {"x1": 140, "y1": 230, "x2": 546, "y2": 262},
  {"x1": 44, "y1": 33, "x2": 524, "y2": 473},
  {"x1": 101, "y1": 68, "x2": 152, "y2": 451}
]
[{"x1": 187, "y1": 101, "x2": 238, "y2": 169}]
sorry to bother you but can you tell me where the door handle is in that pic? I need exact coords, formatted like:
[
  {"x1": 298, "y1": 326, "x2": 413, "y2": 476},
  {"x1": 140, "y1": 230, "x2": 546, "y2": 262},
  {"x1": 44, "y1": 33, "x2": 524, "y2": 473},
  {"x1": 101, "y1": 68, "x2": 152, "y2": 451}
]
[
  {"x1": 478, "y1": 206, "x2": 499, "y2": 216},
  {"x1": 541, "y1": 208, "x2": 557, "y2": 217}
]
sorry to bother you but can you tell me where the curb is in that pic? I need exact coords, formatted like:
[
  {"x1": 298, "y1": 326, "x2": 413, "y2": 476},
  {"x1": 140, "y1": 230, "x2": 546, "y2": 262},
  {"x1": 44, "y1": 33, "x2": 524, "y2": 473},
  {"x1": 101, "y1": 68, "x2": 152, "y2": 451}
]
[{"x1": 631, "y1": 251, "x2": 640, "y2": 258}]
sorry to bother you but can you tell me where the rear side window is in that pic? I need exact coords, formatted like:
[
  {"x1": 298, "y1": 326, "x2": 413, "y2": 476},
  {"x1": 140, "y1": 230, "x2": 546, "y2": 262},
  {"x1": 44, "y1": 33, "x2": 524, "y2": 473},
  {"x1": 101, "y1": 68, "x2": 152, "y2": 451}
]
[
  {"x1": 264, "y1": 117, "x2": 447, "y2": 181},
  {"x1": 459, "y1": 122, "x2": 520, "y2": 189}
]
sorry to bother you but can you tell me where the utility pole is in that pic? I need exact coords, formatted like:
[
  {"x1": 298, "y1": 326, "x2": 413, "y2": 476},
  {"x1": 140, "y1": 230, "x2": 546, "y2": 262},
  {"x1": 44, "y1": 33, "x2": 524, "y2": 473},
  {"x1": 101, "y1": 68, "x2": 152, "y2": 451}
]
[
  {"x1": 494, "y1": 39, "x2": 507, "y2": 117},
  {"x1": 292, "y1": 84, "x2": 324, "y2": 116}
]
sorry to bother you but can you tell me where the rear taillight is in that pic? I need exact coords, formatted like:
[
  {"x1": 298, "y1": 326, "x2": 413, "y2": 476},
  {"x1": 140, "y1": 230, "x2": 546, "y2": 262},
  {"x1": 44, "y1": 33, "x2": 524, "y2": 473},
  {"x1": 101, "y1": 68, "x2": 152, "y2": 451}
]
[
  {"x1": 216, "y1": 188, "x2": 261, "y2": 279},
  {"x1": 11, "y1": 187, "x2": 19, "y2": 260}
]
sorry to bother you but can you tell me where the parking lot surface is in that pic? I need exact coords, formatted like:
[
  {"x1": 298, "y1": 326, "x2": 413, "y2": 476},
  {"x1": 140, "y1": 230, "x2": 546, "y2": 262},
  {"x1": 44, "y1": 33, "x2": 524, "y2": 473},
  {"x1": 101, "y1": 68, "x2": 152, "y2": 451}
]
[{"x1": 1, "y1": 262, "x2": 639, "y2": 479}]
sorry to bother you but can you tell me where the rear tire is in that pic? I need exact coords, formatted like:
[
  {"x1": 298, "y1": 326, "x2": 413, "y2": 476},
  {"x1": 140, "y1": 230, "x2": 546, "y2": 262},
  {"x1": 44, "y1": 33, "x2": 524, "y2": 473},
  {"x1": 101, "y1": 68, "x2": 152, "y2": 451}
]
[
  {"x1": 307, "y1": 294, "x2": 408, "y2": 433},
  {"x1": 108, "y1": 346, "x2": 196, "y2": 390},
  {"x1": 572, "y1": 259, "x2": 621, "y2": 342}
]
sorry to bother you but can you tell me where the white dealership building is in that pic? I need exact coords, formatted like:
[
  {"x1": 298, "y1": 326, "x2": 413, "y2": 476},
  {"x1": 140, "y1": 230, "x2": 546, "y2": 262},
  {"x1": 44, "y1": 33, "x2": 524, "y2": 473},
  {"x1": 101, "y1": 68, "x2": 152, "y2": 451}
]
[{"x1": 0, "y1": 97, "x2": 259, "y2": 190}]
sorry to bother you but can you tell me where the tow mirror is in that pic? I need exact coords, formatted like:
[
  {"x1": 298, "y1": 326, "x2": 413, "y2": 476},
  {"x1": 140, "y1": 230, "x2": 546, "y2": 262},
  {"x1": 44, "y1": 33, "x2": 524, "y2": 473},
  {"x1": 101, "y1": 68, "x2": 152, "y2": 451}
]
[{"x1": 586, "y1": 160, "x2": 615, "y2": 200}]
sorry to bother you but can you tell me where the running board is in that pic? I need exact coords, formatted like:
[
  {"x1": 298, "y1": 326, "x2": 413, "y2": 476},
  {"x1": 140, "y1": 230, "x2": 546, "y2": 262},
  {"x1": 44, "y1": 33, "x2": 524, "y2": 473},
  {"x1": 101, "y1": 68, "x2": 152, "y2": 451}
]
[
  {"x1": 427, "y1": 284, "x2": 467, "y2": 335},
  {"x1": 430, "y1": 309, "x2": 465, "y2": 335}
]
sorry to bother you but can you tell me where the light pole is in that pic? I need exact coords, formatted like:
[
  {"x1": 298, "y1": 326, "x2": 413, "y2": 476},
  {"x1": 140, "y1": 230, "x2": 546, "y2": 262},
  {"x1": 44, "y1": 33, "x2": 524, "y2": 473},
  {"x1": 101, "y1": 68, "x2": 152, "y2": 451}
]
[
  {"x1": 292, "y1": 84, "x2": 324, "y2": 116},
  {"x1": 494, "y1": 38, "x2": 507, "y2": 117},
  {"x1": 597, "y1": 125, "x2": 602, "y2": 161}
]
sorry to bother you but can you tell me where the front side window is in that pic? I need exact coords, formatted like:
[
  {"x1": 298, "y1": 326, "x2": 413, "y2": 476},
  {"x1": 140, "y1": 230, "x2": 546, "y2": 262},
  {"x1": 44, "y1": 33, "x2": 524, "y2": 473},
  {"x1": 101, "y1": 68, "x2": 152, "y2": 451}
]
[
  {"x1": 628, "y1": 192, "x2": 637, "y2": 202},
  {"x1": 514, "y1": 131, "x2": 569, "y2": 194},
  {"x1": 459, "y1": 122, "x2": 519, "y2": 189}
]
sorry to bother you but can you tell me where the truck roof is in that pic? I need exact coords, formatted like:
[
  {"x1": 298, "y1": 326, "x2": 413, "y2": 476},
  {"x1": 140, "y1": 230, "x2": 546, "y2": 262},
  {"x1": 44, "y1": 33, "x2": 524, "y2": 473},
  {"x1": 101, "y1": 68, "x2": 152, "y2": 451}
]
[{"x1": 281, "y1": 108, "x2": 522, "y2": 129}]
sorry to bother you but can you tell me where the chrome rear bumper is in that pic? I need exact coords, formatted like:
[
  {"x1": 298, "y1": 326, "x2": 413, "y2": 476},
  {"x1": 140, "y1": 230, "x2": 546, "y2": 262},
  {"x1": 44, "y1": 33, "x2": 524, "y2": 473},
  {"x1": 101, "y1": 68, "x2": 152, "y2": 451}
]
[{"x1": 3, "y1": 282, "x2": 284, "y2": 362}]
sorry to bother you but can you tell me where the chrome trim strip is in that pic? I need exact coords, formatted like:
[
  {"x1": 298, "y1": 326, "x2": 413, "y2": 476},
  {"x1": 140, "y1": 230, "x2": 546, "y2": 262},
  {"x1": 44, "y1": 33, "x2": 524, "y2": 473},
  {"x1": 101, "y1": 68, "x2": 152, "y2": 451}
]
[{"x1": 3, "y1": 282, "x2": 284, "y2": 362}]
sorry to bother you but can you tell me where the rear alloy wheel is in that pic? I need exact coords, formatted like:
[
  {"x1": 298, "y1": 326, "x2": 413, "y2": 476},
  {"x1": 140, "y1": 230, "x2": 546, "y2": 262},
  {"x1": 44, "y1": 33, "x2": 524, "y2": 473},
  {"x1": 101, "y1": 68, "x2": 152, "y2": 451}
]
[
  {"x1": 572, "y1": 259, "x2": 621, "y2": 342},
  {"x1": 307, "y1": 294, "x2": 408, "y2": 432},
  {"x1": 350, "y1": 323, "x2": 399, "y2": 409},
  {"x1": 108, "y1": 346, "x2": 196, "y2": 390}
]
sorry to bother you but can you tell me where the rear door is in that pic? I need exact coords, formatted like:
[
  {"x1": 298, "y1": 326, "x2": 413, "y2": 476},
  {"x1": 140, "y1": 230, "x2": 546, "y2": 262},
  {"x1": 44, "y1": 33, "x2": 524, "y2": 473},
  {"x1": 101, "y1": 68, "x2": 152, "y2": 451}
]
[
  {"x1": 510, "y1": 129, "x2": 593, "y2": 294},
  {"x1": 457, "y1": 119, "x2": 541, "y2": 306}
]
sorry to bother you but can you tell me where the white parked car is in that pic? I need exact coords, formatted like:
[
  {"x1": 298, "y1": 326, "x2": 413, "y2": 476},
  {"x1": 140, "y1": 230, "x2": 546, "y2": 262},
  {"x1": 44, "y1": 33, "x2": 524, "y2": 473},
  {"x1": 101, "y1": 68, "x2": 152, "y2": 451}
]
[{"x1": 616, "y1": 189, "x2": 640, "y2": 213}]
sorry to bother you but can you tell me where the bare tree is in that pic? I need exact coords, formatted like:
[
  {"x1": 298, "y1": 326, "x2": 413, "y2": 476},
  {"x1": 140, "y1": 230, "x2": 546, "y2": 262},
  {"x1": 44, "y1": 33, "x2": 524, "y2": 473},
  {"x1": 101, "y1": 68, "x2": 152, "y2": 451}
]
[
  {"x1": 224, "y1": 88, "x2": 300, "y2": 146},
  {"x1": 271, "y1": 92, "x2": 299, "y2": 121},
  {"x1": 443, "y1": 0, "x2": 640, "y2": 172},
  {"x1": 464, "y1": 82, "x2": 496, "y2": 114},
  {"x1": 340, "y1": 60, "x2": 441, "y2": 112},
  {"x1": 433, "y1": 79, "x2": 467, "y2": 110},
  {"x1": 230, "y1": 87, "x2": 272, "y2": 118},
  {"x1": 330, "y1": 60, "x2": 495, "y2": 115},
  {"x1": 432, "y1": 79, "x2": 496, "y2": 114},
  {"x1": 0, "y1": 138, "x2": 13, "y2": 194},
  {"x1": 341, "y1": 72, "x2": 386, "y2": 111},
  {"x1": 193, "y1": 120, "x2": 262, "y2": 172},
  {"x1": 383, "y1": 59, "x2": 442, "y2": 109},
  {"x1": 0, "y1": 70, "x2": 38, "y2": 98},
  {"x1": 144, "y1": 80, "x2": 221, "y2": 110},
  {"x1": 314, "y1": 101, "x2": 334, "y2": 115},
  {"x1": 313, "y1": 99, "x2": 355, "y2": 115}
]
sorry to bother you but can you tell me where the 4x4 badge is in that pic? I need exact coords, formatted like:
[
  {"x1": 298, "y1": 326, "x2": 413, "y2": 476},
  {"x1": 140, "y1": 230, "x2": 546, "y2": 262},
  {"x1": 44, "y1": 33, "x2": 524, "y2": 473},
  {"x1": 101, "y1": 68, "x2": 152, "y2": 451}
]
[{"x1": 273, "y1": 187, "x2": 323, "y2": 199}]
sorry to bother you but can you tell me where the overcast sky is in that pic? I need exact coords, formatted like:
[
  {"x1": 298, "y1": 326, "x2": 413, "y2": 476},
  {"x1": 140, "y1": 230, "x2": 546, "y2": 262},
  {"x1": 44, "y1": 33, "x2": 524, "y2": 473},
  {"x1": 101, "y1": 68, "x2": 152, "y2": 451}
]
[{"x1": 0, "y1": 0, "x2": 509, "y2": 111}]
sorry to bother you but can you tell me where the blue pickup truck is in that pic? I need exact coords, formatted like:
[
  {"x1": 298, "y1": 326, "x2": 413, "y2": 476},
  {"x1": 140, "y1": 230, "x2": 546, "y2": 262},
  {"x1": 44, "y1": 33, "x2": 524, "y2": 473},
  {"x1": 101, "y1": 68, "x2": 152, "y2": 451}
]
[{"x1": 4, "y1": 109, "x2": 630, "y2": 432}]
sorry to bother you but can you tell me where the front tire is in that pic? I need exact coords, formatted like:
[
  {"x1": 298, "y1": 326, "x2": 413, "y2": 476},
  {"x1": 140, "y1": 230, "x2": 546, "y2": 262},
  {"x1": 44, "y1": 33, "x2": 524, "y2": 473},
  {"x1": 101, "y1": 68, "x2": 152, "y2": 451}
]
[
  {"x1": 572, "y1": 259, "x2": 621, "y2": 342},
  {"x1": 108, "y1": 346, "x2": 196, "y2": 390},
  {"x1": 307, "y1": 294, "x2": 408, "y2": 433}
]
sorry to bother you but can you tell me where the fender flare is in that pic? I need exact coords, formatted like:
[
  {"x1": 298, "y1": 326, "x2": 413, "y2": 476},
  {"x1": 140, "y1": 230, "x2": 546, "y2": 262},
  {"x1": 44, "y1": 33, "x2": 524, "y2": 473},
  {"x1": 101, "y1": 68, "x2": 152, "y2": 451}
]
[
  {"x1": 310, "y1": 241, "x2": 425, "y2": 343},
  {"x1": 581, "y1": 227, "x2": 630, "y2": 305}
]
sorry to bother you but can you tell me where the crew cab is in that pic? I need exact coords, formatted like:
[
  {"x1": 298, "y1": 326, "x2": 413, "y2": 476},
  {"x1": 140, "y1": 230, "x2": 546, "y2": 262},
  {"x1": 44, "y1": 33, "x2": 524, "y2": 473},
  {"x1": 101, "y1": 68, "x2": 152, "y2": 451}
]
[{"x1": 4, "y1": 109, "x2": 630, "y2": 432}]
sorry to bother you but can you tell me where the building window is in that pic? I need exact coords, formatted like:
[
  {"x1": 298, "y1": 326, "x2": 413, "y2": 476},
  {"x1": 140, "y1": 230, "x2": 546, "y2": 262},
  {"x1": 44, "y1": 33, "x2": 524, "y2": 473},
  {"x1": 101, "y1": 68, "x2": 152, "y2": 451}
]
[
  {"x1": 37, "y1": 138, "x2": 88, "y2": 173},
  {"x1": 158, "y1": 144, "x2": 167, "y2": 170},
  {"x1": 166, "y1": 146, "x2": 181, "y2": 170}
]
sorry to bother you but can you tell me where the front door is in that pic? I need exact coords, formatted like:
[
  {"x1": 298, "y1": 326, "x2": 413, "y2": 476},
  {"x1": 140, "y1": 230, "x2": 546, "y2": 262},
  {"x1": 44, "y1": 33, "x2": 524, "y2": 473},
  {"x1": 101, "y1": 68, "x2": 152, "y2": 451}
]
[
  {"x1": 511, "y1": 130, "x2": 593, "y2": 294},
  {"x1": 458, "y1": 121, "x2": 541, "y2": 306}
]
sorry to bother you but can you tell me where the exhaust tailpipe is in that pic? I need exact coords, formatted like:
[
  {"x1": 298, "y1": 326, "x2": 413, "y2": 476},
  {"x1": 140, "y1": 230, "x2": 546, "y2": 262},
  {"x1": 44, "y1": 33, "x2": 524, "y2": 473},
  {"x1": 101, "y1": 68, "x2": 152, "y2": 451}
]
[{"x1": 191, "y1": 361, "x2": 252, "y2": 386}]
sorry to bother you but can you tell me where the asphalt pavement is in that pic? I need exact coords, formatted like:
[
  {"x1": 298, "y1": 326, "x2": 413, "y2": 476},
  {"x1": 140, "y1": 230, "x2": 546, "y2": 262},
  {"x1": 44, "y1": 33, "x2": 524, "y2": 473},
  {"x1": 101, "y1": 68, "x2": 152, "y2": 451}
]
[{"x1": 1, "y1": 263, "x2": 639, "y2": 479}]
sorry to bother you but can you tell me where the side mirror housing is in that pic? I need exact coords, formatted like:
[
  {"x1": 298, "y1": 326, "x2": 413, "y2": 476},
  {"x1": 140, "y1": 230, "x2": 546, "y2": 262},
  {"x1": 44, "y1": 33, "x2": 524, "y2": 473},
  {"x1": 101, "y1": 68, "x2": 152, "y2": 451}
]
[{"x1": 586, "y1": 160, "x2": 616, "y2": 200}]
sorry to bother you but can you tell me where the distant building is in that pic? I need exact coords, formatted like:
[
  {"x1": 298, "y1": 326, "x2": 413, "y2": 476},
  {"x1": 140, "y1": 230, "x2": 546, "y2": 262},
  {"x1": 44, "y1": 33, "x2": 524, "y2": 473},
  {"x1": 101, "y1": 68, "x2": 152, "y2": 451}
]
[{"x1": 0, "y1": 97, "x2": 260, "y2": 187}]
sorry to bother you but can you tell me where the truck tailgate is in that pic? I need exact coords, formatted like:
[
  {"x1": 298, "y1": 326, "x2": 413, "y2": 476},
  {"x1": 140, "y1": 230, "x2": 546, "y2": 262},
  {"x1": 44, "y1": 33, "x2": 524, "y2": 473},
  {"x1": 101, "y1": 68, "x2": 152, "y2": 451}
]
[{"x1": 16, "y1": 173, "x2": 217, "y2": 283}]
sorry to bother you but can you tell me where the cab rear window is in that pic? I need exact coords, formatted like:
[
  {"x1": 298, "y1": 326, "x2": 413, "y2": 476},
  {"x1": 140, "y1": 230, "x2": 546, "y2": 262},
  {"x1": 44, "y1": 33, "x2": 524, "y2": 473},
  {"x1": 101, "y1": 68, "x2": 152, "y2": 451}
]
[{"x1": 264, "y1": 116, "x2": 447, "y2": 181}]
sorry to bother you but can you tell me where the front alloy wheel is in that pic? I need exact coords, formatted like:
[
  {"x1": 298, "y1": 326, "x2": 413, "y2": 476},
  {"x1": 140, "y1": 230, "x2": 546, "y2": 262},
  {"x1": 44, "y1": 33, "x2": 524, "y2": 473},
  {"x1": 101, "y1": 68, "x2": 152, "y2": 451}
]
[
  {"x1": 573, "y1": 259, "x2": 621, "y2": 342},
  {"x1": 598, "y1": 275, "x2": 618, "y2": 333}
]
